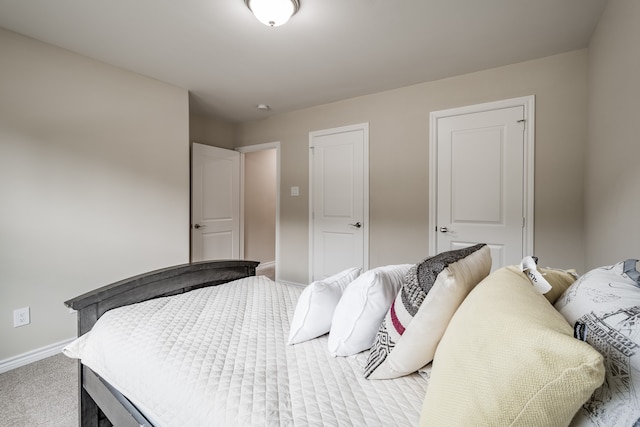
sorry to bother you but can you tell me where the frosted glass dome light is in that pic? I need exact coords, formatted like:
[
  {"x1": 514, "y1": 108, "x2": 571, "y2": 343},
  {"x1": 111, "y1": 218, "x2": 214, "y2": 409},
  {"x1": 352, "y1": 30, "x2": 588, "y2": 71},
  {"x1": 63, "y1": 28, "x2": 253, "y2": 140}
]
[{"x1": 245, "y1": 0, "x2": 300, "y2": 27}]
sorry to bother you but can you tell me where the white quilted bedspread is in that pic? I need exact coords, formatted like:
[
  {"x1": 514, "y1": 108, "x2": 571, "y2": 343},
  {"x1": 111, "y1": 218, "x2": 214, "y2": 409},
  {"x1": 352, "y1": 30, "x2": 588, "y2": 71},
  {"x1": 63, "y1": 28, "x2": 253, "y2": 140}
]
[{"x1": 64, "y1": 276, "x2": 430, "y2": 426}]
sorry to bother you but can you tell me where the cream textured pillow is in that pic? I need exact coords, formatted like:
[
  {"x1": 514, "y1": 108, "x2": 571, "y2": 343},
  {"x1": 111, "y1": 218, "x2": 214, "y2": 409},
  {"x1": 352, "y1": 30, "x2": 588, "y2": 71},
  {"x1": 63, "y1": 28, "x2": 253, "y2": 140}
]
[
  {"x1": 365, "y1": 244, "x2": 491, "y2": 379},
  {"x1": 327, "y1": 264, "x2": 413, "y2": 357},
  {"x1": 538, "y1": 266, "x2": 578, "y2": 303},
  {"x1": 507, "y1": 263, "x2": 578, "y2": 304},
  {"x1": 555, "y1": 260, "x2": 640, "y2": 427},
  {"x1": 419, "y1": 267, "x2": 605, "y2": 427},
  {"x1": 287, "y1": 267, "x2": 361, "y2": 345},
  {"x1": 517, "y1": 256, "x2": 578, "y2": 304}
]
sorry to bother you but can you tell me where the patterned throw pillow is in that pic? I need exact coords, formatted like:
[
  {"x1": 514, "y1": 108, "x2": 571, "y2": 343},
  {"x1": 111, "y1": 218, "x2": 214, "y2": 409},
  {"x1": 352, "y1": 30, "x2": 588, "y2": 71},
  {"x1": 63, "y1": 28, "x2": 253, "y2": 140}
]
[
  {"x1": 364, "y1": 244, "x2": 491, "y2": 379},
  {"x1": 555, "y1": 260, "x2": 640, "y2": 427}
]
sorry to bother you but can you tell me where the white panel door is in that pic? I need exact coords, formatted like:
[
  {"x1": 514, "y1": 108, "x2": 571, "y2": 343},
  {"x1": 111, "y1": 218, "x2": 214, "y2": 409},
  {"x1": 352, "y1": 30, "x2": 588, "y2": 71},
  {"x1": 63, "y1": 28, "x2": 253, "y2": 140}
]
[
  {"x1": 435, "y1": 106, "x2": 527, "y2": 270},
  {"x1": 191, "y1": 143, "x2": 240, "y2": 261},
  {"x1": 310, "y1": 124, "x2": 368, "y2": 281}
]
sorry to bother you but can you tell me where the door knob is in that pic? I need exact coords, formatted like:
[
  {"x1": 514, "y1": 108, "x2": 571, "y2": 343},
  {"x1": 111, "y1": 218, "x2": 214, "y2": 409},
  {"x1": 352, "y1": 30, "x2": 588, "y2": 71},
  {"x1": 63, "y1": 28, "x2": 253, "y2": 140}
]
[
  {"x1": 349, "y1": 222, "x2": 362, "y2": 228},
  {"x1": 439, "y1": 227, "x2": 449, "y2": 233},
  {"x1": 194, "y1": 224, "x2": 207, "y2": 229}
]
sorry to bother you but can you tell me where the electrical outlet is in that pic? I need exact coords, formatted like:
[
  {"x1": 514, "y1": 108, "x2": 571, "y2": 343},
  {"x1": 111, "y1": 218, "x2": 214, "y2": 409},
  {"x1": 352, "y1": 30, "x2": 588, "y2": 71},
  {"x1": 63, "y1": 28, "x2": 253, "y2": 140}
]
[{"x1": 13, "y1": 307, "x2": 30, "y2": 327}]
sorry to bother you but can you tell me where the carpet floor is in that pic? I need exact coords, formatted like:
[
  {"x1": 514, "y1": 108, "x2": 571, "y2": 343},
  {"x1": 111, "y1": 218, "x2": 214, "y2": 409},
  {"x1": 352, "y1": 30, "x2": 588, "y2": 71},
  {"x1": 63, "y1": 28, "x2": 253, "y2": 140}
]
[{"x1": 0, "y1": 353, "x2": 77, "y2": 427}]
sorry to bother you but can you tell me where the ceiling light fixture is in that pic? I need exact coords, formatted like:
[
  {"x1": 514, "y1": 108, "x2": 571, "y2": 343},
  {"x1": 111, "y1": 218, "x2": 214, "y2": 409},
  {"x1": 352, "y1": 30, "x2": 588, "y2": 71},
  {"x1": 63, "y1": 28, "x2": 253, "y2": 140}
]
[{"x1": 245, "y1": 0, "x2": 300, "y2": 27}]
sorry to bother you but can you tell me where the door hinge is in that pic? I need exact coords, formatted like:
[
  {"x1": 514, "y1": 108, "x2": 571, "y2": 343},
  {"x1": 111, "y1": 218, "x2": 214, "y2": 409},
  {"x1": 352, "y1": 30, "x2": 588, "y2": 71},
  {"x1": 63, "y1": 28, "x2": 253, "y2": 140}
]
[{"x1": 522, "y1": 217, "x2": 526, "y2": 228}]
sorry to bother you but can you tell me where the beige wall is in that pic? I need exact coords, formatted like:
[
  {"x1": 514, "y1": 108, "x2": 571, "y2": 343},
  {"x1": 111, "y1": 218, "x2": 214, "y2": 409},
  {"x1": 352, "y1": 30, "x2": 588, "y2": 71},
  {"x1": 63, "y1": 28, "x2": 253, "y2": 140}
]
[
  {"x1": 244, "y1": 149, "x2": 277, "y2": 264},
  {"x1": 237, "y1": 50, "x2": 589, "y2": 283},
  {"x1": 0, "y1": 30, "x2": 190, "y2": 360},
  {"x1": 585, "y1": 0, "x2": 640, "y2": 269},
  {"x1": 5, "y1": 3, "x2": 630, "y2": 360},
  {"x1": 189, "y1": 113, "x2": 237, "y2": 149}
]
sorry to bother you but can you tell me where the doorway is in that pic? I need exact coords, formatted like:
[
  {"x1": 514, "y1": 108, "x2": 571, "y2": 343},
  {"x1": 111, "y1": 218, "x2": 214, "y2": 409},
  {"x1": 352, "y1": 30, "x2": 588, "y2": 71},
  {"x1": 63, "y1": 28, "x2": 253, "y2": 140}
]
[
  {"x1": 428, "y1": 96, "x2": 535, "y2": 271},
  {"x1": 237, "y1": 142, "x2": 280, "y2": 281}
]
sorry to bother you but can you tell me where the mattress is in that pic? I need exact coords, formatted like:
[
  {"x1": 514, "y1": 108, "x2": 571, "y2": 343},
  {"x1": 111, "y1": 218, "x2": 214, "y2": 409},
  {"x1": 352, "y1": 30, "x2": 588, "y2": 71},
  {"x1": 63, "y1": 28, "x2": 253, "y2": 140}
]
[{"x1": 64, "y1": 276, "x2": 430, "y2": 426}]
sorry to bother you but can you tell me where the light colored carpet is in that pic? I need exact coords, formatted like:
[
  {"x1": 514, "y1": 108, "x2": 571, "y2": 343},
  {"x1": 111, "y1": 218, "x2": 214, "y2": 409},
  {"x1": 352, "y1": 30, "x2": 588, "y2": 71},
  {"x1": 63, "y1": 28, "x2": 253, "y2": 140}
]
[{"x1": 0, "y1": 353, "x2": 77, "y2": 427}]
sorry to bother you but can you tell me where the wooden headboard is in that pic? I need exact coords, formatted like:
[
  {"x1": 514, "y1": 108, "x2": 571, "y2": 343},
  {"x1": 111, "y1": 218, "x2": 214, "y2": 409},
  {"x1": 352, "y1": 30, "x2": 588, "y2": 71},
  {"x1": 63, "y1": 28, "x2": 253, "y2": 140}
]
[{"x1": 65, "y1": 260, "x2": 259, "y2": 336}]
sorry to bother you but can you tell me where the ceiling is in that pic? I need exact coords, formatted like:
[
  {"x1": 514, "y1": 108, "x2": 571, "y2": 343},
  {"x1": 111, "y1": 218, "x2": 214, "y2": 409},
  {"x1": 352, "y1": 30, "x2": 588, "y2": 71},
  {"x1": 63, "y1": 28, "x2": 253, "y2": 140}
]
[{"x1": 0, "y1": 0, "x2": 608, "y2": 122}]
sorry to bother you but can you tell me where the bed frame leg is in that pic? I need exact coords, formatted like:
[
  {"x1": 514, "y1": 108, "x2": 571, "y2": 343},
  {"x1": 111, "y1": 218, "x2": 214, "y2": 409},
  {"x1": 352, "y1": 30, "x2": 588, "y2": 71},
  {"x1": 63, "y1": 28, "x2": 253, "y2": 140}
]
[
  {"x1": 80, "y1": 388, "x2": 101, "y2": 427},
  {"x1": 78, "y1": 362, "x2": 102, "y2": 427}
]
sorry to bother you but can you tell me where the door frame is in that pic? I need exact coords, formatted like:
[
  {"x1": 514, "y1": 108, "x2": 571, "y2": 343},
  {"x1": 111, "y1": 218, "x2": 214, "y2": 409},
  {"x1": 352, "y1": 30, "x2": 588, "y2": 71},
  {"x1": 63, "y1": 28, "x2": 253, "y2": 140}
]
[
  {"x1": 236, "y1": 141, "x2": 281, "y2": 281},
  {"x1": 428, "y1": 95, "x2": 535, "y2": 257},
  {"x1": 308, "y1": 123, "x2": 370, "y2": 282}
]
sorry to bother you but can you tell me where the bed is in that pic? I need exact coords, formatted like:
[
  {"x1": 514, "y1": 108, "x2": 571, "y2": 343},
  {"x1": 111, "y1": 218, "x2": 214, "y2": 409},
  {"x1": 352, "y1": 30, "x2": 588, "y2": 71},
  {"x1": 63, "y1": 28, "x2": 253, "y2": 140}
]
[
  {"x1": 63, "y1": 250, "x2": 640, "y2": 427},
  {"x1": 63, "y1": 259, "x2": 431, "y2": 427}
]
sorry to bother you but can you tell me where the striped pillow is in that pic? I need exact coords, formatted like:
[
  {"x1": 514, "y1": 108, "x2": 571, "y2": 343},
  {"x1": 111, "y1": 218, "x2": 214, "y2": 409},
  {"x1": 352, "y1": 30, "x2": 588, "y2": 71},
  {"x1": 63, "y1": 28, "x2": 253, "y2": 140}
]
[{"x1": 364, "y1": 244, "x2": 491, "y2": 379}]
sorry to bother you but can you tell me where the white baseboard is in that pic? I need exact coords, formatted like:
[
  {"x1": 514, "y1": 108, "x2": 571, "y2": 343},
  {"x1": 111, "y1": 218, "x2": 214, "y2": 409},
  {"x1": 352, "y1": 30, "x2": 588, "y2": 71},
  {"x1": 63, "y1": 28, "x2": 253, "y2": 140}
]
[
  {"x1": 0, "y1": 337, "x2": 76, "y2": 374},
  {"x1": 256, "y1": 260, "x2": 275, "y2": 269},
  {"x1": 278, "y1": 280, "x2": 305, "y2": 287}
]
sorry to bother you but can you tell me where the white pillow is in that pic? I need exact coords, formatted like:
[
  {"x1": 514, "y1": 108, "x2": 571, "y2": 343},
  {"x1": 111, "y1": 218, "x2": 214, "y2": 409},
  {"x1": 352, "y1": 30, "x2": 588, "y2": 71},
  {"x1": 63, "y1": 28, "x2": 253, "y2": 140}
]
[
  {"x1": 288, "y1": 267, "x2": 361, "y2": 345},
  {"x1": 328, "y1": 264, "x2": 413, "y2": 357}
]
